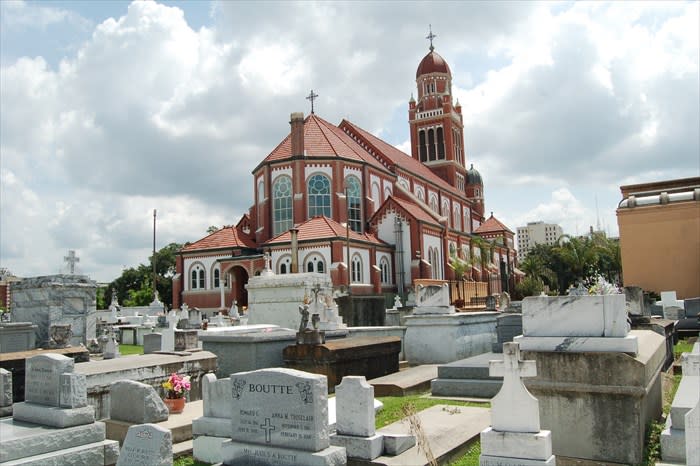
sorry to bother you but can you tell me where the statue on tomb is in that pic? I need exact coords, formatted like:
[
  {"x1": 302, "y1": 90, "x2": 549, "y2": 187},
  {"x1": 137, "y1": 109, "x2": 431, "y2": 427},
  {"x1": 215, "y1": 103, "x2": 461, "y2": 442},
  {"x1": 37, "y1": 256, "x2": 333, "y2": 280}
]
[
  {"x1": 298, "y1": 303, "x2": 310, "y2": 332},
  {"x1": 312, "y1": 313, "x2": 320, "y2": 330},
  {"x1": 394, "y1": 295, "x2": 403, "y2": 309},
  {"x1": 230, "y1": 300, "x2": 240, "y2": 319}
]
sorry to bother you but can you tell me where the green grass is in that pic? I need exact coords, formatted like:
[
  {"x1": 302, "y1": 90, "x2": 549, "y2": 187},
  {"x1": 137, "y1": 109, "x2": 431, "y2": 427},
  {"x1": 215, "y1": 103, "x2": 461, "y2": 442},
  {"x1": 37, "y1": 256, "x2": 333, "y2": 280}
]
[
  {"x1": 449, "y1": 440, "x2": 481, "y2": 466},
  {"x1": 173, "y1": 457, "x2": 209, "y2": 466},
  {"x1": 376, "y1": 394, "x2": 489, "y2": 429},
  {"x1": 118, "y1": 344, "x2": 144, "y2": 355},
  {"x1": 673, "y1": 338, "x2": 694, "y2": 359}
]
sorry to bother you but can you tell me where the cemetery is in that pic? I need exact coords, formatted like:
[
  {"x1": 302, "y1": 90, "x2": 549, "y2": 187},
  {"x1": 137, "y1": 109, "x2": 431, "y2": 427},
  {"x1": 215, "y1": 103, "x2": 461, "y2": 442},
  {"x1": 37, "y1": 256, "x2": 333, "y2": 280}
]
[{"x1": 0, "y1": 266, "x2": 696, "y2": 466}]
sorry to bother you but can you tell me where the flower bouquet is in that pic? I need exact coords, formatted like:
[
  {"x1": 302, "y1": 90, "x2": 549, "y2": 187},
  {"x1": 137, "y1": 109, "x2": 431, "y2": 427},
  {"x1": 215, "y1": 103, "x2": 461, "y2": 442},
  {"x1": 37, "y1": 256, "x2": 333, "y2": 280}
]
[
  {"x1": 162, "y1": 373, "x2": 190, "y2": 414},
  {"x1": 162, "y1": 373, "x2": 191, "y2": 399}
]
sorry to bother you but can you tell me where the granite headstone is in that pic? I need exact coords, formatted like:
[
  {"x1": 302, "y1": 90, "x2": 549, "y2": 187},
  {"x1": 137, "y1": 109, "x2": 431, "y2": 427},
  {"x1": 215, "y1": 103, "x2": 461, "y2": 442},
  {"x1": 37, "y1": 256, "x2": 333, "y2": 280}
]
[{"x1": 116, "y1": 423, "x2": 172, "y2": 466}]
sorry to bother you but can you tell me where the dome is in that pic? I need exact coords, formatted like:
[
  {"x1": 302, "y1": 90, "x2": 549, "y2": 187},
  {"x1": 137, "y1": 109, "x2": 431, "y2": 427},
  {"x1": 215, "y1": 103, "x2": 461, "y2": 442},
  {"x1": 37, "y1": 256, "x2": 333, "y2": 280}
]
[
  {"x1": 467, "y1": 164, "x2": 483, "y2": 185},
  {"x1": 416, "y1": 50, "x2": 451, "y2": 78}
]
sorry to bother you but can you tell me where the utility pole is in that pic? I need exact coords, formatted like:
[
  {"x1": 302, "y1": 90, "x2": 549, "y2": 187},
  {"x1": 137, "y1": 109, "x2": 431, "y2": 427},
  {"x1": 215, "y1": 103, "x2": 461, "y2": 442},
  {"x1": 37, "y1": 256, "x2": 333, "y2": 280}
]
[{"x1": 153, "y1": 209, "x2": 157, "y2": 301}]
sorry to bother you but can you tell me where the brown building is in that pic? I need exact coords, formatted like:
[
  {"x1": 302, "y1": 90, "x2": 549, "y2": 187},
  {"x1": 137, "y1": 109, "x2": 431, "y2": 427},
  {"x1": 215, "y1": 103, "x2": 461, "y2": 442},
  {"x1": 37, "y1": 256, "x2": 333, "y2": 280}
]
[{"x1": 616, "y1": 177, "x2": 700, "y2": 299}]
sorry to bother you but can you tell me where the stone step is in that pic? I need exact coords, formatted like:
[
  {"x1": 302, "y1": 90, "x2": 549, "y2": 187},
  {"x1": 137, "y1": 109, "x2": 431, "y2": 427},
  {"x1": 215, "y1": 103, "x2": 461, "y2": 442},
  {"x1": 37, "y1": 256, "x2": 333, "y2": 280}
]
[
  {"x1": 430, "y1": 378, "x2": 501, "y2": 398},
  {"x1": 399, "y1": 360, "x2": 410, "y2": 370},
  {"x1": 436, "y1": 352, "x2": 504, "y2": 380},
  {"x1": 0, "y1": 439, "x2": 119, "y2": 466},
  {"x1": 369, "y1": 365, "x2": 438, "y2": 397},
  {"x1": 106, "y1": 399, "x2": 202, "y2": 445},
  {"x1": 348, "y1": 405, "x2": 490, "y2": 466}
]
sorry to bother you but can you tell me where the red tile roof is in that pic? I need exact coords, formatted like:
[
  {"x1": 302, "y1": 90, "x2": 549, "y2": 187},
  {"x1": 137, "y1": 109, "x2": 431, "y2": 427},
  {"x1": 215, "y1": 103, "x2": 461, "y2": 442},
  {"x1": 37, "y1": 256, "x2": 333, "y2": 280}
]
[
  {"x1": 474, "y1": 214, "x2": 514, "y2": 235},
  {"x1": 339, "y1": 120, "x2": 464, "y2": 198},
  {"x1": 264, "y1": 216, "x2": 386, "y2": 246},
  {"x1": 389, "y1": 196, "x2": 443, "y2": 227},
  {"x1": 182, "y1": 225, "x2": 257, "y2": 252},
  {"x1": 259, "y1": 114, "x2": 387, "y2": 172}
]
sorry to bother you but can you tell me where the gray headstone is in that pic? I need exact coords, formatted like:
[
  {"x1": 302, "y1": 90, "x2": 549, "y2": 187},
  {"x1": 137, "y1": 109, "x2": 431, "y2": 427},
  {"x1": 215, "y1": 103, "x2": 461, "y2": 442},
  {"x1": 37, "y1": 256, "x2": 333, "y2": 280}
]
[
  {"x1": 336, "y1": 376, "x2": 375, "y2": 437},
  {"x1": 230, "y1": 368, "x2": 329, "y2": 451},
  {"x1": 110, "y1": 380, "x2": 168, "y2": 424},
  {"x1": 686, "y1": 397, "x2": 700, "y2": 466},
  {"x1": 25, "y1": 354, "x2": 74, "y2": 406},
  {"x1": 59, "y1": 373, "x2": 87, "y2": 408},
  {"x1": 143, "y1": 333, "x2": 162, "y2": 354},
  {"x1": 663, "y1": 305, "x2": 685, "y2": 320},
  {"x1": 624, "y1": 286, "x2": 645, "y2": 315},
  {"x1": 685, "y1": 297, "x2": 700, "y2": 318},
  {"x1": 202, "y1": 373, "x2": 231, "y2": 418},
  {"x1": 104, "y1": 338, "x2": 120, "y2": 359},
  {"x1": 0, "y1": 322, "x2": 37, "y2": 352},
  {"x1": 0, "y1": 368, "x2": 12, "y2": 407},
  {"x1": 117, "y1": 423, "x2": 172, "y2": 466}
]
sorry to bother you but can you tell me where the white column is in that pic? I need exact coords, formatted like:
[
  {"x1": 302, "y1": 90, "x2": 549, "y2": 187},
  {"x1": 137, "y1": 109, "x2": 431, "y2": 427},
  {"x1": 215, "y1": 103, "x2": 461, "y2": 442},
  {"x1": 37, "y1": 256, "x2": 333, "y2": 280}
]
[{"x1": 219, "y1": 270, "x2": 225, "y2": 309}]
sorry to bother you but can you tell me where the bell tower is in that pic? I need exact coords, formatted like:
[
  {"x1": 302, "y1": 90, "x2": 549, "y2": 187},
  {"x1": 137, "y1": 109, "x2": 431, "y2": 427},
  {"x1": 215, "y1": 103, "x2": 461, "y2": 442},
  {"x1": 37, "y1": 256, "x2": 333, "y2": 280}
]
[{"x1": 408, "y1": 27, "x2": 467, "y2": 192}]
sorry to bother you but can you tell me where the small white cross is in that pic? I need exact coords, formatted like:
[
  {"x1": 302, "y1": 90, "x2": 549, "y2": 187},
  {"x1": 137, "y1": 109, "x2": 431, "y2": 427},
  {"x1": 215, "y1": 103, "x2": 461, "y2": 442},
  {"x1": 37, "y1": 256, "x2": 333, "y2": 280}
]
[
  {"x1": 64, "y1": 250, "x2": 80, "y2": 274},
  {"x1": 489, "y1": 342, "x2": 541, "y2": 433}
]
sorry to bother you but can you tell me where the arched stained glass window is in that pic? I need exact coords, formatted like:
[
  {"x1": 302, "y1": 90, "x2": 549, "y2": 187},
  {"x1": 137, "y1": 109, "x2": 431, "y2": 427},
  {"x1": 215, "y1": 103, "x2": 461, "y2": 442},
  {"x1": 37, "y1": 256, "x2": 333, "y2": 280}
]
[
  {"x1": 346, "y1": 176, "x2": 362, "y2": 233},
  {"x1": 273, "y1": 176, "x2": 293, "y2": 236},
  {"x1": 308, "y1": 174, "x2": 331, "y2": 218}
]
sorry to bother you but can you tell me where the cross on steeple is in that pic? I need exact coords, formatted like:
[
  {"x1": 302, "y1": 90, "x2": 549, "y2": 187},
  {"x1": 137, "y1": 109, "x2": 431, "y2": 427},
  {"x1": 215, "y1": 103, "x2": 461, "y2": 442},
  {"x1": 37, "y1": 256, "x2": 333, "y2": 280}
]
[
  {"x1": 64, "y1": 250, "x2": 80, "y2": 274},
  {"x1": 426, "y1": 24, "x2": 436, "y2": 51},
  {"x1": 306, "y1": 89, "x2": 319, "y2": 114}
]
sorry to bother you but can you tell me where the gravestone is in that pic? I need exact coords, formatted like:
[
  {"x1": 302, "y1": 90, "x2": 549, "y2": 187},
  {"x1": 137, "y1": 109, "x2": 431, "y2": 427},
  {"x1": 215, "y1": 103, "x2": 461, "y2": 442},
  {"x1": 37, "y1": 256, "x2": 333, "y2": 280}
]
[
  {"x1": 1, "y1": 368, "x2": 12, "y2": 417},
  {"x1": 686, "y1": 397, "x2": 700, "y2": 466},
  {"x1": 664, "y1": 305, "x2": 685, "y2": 320},
  {"x1": 109, "y1": 380, "x2": 169, "y2": 424},
  {"x1": 485, "y1": 295, "x2": 497, "y2": 311},
  {"x1": 479, "y1": 342, "x2": 555, "y2": 465},
  {"x1": 174, "y1": 329, "x2": 199, "y2": 351},
  {"x1": 330, "y1": 376, "x2": 384, "y2": 460},
  {"x1": 143, "y1": 332, "x2": 162, "y2": 354},
  {"x1": 221, "y1": 367, "x2": 346, "y2": 465},
  {"x1": 624, "y1": 286, "x2": 645, "y2": 315},
  {"x1": 517, "y1": 295, "x2": 665, "y2": 465},
  {"x1": 0, "y1": 322, "x2": 37, "y2": 352},
  {"x1": 193, "y1": 373, "x2": 233, "y2": 463},
  {"x1": 104, "y1": 336, "x2": 120, "y2": 359},
  {"x1": 116, "y1": 423, "x2": 172, "y2": 466},
  {"x1": 12, "y1": 353, "x2": 95, "y2": 428},
  {"x1": 492, "y1": 313, "x2": 522, "y2": 353},
  {"x1": 412, "y1": 279, "x2": 455, "y2": 314}
]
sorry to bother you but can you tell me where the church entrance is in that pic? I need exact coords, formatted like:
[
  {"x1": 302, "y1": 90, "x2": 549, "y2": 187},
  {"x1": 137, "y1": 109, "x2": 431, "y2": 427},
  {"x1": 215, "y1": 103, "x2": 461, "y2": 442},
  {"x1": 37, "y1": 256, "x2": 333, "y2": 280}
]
[{"x1": 230, "y1": 266, "x2": 249, "y2": 310}]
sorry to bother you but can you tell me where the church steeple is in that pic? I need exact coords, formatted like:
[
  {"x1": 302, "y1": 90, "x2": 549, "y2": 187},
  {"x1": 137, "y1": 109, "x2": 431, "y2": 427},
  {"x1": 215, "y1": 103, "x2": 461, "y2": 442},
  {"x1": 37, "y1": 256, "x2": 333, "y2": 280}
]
[{"x1": 408, "y1": 27, "x2": 467, "y2": 191}]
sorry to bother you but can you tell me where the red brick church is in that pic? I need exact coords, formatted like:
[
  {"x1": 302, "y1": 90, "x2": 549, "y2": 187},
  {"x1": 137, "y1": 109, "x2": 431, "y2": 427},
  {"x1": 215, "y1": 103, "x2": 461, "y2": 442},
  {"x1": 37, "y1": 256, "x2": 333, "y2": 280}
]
[{"x1": 173, "y1": 37, "x2": 516, "y2": 313}]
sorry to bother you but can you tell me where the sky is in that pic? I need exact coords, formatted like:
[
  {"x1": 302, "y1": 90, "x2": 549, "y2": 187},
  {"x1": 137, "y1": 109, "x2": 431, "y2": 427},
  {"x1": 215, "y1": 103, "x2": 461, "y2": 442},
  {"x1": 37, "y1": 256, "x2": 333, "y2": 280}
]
[{"x1": 1, "y1": 0, "x2": 698, "y2": 283}]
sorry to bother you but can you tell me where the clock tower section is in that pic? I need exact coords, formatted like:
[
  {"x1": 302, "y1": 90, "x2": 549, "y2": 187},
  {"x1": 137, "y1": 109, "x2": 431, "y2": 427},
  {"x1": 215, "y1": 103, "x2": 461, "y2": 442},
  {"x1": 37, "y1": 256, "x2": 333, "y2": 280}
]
[{"x1": 408, "y1": 36, "x2": 467, "y2": 192}]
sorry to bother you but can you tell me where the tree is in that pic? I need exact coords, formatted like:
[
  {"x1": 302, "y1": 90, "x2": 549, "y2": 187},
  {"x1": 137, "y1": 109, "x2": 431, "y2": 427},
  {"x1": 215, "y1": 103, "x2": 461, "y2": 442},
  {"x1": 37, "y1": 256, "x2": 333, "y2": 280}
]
[
  {"x1": 106, "y1": 242, "x2": 182, "y2": 310},
  {"x1": 448, "y1": 253, "x2": 473, "y2": 306},
  {"x1": 206, "y1": 225, "x2": 219, "y2": 235}
]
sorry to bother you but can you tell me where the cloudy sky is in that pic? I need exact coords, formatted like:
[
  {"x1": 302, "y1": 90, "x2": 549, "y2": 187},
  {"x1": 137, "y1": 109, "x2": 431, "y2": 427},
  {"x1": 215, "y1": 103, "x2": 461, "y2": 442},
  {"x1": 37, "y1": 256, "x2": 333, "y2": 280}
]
[{"x1": 1, "y1": 0, "x2": 698, "y2": 282}]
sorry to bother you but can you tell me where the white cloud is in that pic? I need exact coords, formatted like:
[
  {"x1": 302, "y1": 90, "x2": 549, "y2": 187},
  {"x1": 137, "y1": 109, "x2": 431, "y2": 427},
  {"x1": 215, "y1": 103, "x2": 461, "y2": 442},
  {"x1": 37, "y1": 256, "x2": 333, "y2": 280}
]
[{"x1": 0, "y1": 1, "x2": 697, "y2": 280}]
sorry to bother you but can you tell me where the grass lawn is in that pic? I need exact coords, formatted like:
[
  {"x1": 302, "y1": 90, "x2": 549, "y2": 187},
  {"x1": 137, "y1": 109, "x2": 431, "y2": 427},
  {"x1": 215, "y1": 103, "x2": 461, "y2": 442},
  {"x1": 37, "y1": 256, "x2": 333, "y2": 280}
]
[
  {"x1": 118, "y1": 344, "x2": 144, "y2": 355},
  {"x1": 673, "y1": 338, "x2": 695, "y2": 359}
]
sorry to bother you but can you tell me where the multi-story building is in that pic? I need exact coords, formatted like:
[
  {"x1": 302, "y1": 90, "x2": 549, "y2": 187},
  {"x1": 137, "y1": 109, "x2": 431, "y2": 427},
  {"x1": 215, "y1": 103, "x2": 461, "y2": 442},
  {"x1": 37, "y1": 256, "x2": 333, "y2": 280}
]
[
  {"x1": 516, "y1": 221, "x2": 564, "y2": 261},
  {"x1": 616, "y1": 177, "x2": 700, "y2": 299},
  {"x1": 172, "y1": 37, "x2": 517, "y2": 313}
]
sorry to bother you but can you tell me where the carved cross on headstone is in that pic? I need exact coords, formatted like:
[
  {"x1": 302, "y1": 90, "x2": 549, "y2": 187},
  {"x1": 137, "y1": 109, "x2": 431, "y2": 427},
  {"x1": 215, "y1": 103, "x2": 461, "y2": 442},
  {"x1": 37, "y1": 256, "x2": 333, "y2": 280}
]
[
  {"x1": 261, "y1": 418, "x2": 276, "y2": 443},
  {"x1": 64, "y1": 250, "x2": 80, "y2": 274},
  {"x1": 306, "y1": 89, "x2": 319, "y2": 114},
  {"x1": 489, "y1": 342, "x2": 540, "y2": 433}
]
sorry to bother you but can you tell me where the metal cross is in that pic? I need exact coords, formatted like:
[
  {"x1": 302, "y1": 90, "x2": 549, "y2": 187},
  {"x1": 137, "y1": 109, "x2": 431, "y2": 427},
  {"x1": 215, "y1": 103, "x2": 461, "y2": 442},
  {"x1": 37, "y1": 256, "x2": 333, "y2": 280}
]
[
  {"x1": 306, "y1": 89, "x2": 319, "y2": 114},
  {"x1": 261, "y1": 418, "x2": 276, "y2": 443},
  {"x1": 64, "y1": 250, "x2": 80, "y2": 274},
  {"x1": 426, "y1": 24, "x2": 436, "y2": 51}
]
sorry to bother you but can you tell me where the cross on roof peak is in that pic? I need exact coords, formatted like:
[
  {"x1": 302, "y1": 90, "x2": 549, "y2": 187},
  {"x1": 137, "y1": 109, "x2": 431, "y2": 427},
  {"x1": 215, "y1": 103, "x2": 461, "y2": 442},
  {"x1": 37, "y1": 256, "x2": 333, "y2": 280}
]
[
  {"x1": 426, "y1": 24, "x2": 436, "y2": 51},
  {"x1": 306, "y1": 89, "x2": 319, "y2": 114}
]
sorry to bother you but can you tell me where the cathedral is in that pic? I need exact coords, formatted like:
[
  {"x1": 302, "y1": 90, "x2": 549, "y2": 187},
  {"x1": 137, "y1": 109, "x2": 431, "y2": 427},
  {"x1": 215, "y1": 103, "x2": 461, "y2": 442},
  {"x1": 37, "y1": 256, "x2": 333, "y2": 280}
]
[{"x1": 172, "y1": 37, "x2": 516, "y2": 312}]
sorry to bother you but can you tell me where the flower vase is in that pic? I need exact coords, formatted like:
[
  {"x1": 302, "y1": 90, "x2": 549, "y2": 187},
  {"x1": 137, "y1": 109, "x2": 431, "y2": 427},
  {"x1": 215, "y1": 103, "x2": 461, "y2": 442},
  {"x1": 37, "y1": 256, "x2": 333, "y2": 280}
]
[{"x1": 164, "y1": 397, "x2": 185, "y2": 414}]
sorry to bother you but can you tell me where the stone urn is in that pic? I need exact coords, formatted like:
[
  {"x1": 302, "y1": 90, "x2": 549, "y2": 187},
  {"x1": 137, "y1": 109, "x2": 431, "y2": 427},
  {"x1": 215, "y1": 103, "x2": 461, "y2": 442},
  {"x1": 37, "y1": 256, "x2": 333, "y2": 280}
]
[{"x1": 48, "y1": 324, "x2": 72, "y2": 348}]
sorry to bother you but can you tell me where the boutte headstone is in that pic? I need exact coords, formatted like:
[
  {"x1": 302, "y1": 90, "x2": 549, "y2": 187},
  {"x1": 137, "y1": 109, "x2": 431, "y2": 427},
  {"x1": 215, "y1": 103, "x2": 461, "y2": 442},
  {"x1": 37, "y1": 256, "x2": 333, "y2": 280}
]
[
  {"x1": 221, "y1": 367, "x2": 346, "y2": 465},
  {"x1": 116, "y1": 423, "x2": 172, "y2": 466},
  {"x1": 1, "y1": 367, "x2": 12, "y2": 417},
  {"x1": 479, "y1": 342, "x2": 555, "y2": 465},
  {"x1": 12, "y1": 353, "x2": 95, "y2": 428},
  {"x1": 330, "y1": 376, "x2": 384, "y2": 460}
]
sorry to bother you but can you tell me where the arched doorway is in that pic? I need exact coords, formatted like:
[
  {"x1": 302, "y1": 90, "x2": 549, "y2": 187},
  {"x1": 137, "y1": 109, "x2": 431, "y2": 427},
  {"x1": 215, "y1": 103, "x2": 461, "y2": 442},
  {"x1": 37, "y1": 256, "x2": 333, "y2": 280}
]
[{"x1": 230, "y1": 266, "x2": 249, "y2": 309}]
